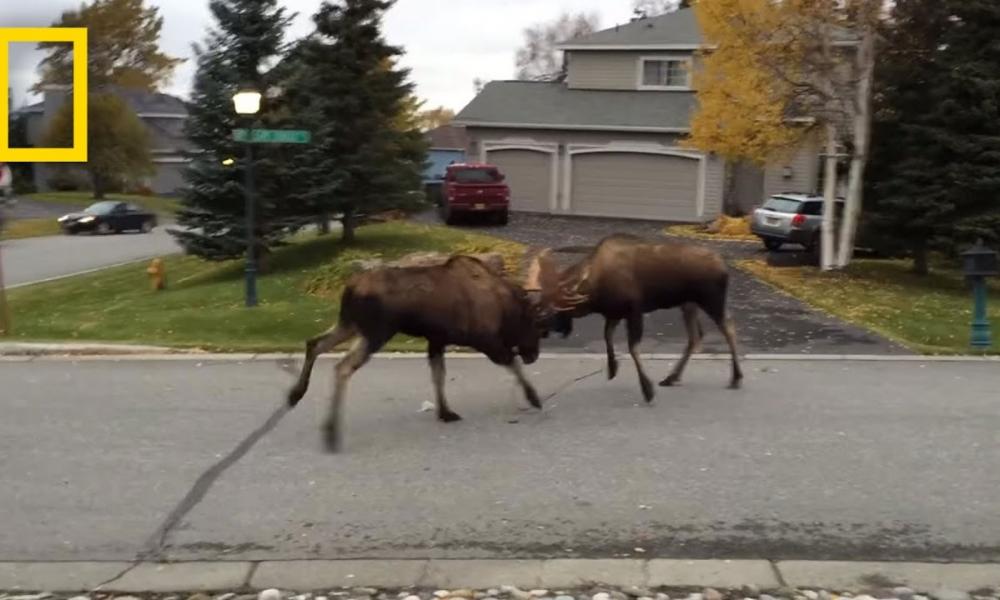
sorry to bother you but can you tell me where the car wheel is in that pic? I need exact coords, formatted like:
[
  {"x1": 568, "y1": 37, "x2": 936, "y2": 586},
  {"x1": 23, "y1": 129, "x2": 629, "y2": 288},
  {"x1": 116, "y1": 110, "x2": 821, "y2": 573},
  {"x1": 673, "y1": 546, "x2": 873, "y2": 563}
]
[
  {"x1": 442, "y1": 204, "x2": 457, "y2": 225},
  {"x1": 764, "y1": 238, "x2": 783, "y2": 251},
  {"x1": 141, "y1": 220, "x2": 154, "y2": 233},
  {"x1": 97, "y1": 222, "x2": 113, "y2": 235},
  {"x1": 495, "y1": 210, "x2": 509, "y2": 226}
]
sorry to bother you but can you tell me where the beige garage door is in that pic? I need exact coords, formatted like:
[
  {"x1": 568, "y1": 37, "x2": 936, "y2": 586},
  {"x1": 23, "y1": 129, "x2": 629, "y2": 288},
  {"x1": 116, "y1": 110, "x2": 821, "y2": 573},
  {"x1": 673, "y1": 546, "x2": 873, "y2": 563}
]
[
  {"x1": 487, "y1": 149, "x2": 552, "y2": 213},
  {"x1": 571, "y1": 152, "x2": 700, "y2": 221}
]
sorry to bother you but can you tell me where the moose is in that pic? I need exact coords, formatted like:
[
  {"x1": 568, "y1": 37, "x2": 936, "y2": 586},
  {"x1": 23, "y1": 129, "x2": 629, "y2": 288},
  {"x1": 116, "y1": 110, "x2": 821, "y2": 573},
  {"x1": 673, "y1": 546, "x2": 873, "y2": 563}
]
[
  {"x1": 287, "y1": 255, "x2": 554, "y2": 452},
  {"x1": 531, "y1": 234, "x2": 743, "y2": 401}
]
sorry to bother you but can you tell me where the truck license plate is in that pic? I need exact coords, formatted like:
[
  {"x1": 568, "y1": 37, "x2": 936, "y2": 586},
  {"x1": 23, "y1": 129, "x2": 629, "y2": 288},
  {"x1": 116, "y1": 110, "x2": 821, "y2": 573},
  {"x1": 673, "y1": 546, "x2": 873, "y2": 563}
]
[{"x1": 474, "y1": 203, "x2": 485, "y2": 210}]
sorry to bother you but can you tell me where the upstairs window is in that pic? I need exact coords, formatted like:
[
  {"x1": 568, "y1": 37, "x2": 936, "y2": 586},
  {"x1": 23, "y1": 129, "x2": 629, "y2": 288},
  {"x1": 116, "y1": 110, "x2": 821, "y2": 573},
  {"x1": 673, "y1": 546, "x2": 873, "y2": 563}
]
[{"x1": 640, "y1": 58, "x2": 690, "y2": 89}]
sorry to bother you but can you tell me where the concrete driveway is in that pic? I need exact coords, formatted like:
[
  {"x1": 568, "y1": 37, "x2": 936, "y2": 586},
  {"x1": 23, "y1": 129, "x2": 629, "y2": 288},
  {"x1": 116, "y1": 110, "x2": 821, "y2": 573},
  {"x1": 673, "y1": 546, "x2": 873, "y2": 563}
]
[
  {"x1": 419, "y1": 212, "x2": 905, "y2": 355},
  {"x1": 3, "y1": 227, "x2": 182, "y2": 288}
]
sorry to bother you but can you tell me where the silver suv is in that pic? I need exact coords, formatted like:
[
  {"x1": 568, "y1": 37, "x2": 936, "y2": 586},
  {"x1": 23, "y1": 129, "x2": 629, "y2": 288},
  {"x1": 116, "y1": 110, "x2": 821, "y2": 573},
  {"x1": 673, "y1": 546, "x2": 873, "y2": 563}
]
[{"x1": 751, "y1": 193, "x2": 844, "y2": 251}]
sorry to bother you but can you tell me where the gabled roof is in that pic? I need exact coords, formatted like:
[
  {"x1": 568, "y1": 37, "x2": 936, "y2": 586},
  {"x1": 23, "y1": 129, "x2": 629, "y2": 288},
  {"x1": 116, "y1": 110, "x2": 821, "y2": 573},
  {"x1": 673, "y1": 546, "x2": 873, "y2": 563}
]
[
  {"x1": 559, "y1": 8, "x2": 702, "y2": 50},
  {"x1": 426, "y1": 124, "x2": 467, "y2": 150},
  {"x1": 454, "y1": 81, "x2": 694, "y2": 133},
  {"x1": 111, "y1": 86, "x2": 188, "y2": 117},
  {"x1": 558, "y1": 6, "x2": 857, "y2": 50},
  {"x1": 18, "y1": 86, "x2": 188, "y2": 117}
]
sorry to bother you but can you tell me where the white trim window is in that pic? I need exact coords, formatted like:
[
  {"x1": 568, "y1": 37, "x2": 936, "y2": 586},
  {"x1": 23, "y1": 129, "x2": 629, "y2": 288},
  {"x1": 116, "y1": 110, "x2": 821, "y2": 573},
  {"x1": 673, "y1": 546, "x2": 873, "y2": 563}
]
[{"x1": 638, "y1": 57, "x2": 691, "y2": 90}]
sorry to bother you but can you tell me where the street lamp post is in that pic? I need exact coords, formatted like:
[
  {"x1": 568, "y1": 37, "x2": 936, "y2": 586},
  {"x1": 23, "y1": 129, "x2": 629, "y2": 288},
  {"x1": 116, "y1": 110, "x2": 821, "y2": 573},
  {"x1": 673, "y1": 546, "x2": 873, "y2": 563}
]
[
  {"x1": 961, "y1": 238, "x2": 998, "y2": 350},
  {"x1": 233, "y1": 87, "x2": 263, "y2": 308}
]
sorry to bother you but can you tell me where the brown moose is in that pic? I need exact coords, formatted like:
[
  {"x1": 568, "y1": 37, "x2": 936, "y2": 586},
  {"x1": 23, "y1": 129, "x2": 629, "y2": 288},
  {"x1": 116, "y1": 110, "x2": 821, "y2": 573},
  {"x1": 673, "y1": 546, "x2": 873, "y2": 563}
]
[
  {"x1": 287, "y1": 255, "x2": 554, "y2": 452},
  {"x1": 528, "y1": 234, "x2": 743, "y2": 401}
]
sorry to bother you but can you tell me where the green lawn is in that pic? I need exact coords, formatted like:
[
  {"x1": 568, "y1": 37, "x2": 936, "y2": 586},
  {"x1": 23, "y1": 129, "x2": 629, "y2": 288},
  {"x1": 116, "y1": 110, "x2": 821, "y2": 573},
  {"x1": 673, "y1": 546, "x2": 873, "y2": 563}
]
[
  {"x1": 738, "y1": 258, "x2": 1000, "y2": 354},
  {"x1": 6, "y1": 221, "x2": 524, "y2": 352},
  {"x1": 1, "y1": 218, "x2": 62, "y2": 240},
  {"x1": 23, "y1": 191, "x2": 181, "y2": 216}
]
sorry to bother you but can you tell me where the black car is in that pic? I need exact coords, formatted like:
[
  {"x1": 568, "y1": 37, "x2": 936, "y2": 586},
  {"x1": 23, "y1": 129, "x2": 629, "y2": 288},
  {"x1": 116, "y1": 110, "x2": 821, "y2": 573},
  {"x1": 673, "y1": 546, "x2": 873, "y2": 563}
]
[{"x1": 58, "y1": 201, "x2": 158, "y2": 235}]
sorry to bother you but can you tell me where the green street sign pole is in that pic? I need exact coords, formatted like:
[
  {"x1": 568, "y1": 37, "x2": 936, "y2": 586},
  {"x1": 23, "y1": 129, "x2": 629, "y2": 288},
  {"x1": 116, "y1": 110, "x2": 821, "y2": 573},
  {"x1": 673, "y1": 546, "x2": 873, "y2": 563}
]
[{"x1": 230, "y1": 127, "x2": 310, "y2": 307}]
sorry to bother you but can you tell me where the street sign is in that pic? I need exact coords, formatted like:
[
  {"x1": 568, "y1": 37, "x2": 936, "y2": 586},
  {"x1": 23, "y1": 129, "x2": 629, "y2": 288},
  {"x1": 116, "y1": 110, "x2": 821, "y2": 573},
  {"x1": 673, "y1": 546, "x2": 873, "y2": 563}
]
[{"x1": 233, "y1": 129, "x2": 311, "y2": 144}]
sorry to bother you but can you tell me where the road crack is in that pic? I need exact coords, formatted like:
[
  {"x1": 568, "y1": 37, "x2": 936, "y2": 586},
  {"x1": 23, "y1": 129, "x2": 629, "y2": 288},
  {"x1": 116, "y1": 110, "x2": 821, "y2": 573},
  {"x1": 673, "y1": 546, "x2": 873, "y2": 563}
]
[
  {"x1": 542, "y1": 367, "x2": 603, "y2": 404},
  {"x1": 138, "y1": 402, "x2": 292, "y2": 560}
]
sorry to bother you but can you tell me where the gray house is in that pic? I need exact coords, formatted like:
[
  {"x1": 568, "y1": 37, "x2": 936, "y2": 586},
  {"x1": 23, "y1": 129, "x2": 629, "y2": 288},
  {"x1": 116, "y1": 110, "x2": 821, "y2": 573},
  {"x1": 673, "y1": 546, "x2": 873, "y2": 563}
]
[
  {"x1": 454, "y1": 8, "x2": 821, "y2": 222},
  {"x1": 21, "y1": 85, "x2": 191, "y2": 195}
]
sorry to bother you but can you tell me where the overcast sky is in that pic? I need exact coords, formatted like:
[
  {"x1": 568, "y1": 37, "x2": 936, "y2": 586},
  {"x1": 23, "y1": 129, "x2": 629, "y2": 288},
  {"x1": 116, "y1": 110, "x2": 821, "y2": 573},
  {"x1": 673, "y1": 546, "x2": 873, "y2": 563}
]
[{"x1": 3, "y1": 0, "x2": 636, "y2": 112}]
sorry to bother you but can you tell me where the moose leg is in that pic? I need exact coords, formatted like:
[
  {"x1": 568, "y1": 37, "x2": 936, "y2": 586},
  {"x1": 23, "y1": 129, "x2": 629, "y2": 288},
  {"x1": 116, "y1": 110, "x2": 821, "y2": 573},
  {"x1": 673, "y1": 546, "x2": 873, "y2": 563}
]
[
  {"x1": 288, "y1": 324, "x2": 356, "y2": 407},
  {"x1": 508, "y1": 357, "x2": 542, "y2": 409},
  {"x1": 661, "y1": 303, "x2": 703, "y2": 387},
  {"x1": 324, "y1": 336, "x2": 374, "y2": 452},
  {"x1": 626, "y1": 313, "x2": 655, "y2": 403},
  {"x1": 428, "y1": 342, "x2": 461, "y2": 422},
  {"x1": 704, "y1": 298, "x2": 743, "y2": 389},
  {"x1": 719, "y1": 315, "x2": 744, "y2": 389},
  {"x1": 604, "y1": 318, "x2": 620, "y2": 380}
]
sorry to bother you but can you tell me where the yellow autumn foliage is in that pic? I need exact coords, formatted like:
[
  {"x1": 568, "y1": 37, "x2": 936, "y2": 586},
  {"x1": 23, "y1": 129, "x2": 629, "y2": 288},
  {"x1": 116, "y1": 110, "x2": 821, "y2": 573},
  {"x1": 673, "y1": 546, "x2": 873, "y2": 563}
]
[{"x1": 684, "y1": 0, "x2": 812, "y2": 164}]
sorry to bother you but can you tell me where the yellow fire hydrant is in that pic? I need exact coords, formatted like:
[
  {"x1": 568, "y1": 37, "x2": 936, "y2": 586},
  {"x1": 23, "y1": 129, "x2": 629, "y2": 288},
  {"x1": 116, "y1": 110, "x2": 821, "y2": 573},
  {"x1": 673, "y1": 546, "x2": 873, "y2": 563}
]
[{"x1": 147, "y1": 258, "x2": 166, "y2": 291}]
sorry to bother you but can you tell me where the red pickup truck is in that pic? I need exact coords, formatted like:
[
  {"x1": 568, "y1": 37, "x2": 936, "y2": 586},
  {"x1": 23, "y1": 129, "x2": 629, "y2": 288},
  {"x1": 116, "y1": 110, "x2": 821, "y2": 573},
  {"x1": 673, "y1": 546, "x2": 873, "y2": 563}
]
[{"x1": 440, "y1": 163, "x2": 510, "y2": 225}]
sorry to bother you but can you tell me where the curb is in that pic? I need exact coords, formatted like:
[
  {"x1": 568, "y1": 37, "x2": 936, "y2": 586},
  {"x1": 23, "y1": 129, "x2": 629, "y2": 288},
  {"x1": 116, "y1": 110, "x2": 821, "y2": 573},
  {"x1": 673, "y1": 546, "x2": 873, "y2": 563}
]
[{"x1": 2, "y1": 559, "x2": 999, "y2": 593}]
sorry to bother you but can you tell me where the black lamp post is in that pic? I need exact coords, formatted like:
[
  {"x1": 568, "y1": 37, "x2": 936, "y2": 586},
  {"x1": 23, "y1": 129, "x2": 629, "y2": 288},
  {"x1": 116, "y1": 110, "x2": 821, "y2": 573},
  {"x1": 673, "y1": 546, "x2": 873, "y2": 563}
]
[
  {"x1": 960, "y1": 238, "x2": 998, "y2": 349},
  {"x1": 233, "y1": 86, "x2": 262, "y2": 307}
]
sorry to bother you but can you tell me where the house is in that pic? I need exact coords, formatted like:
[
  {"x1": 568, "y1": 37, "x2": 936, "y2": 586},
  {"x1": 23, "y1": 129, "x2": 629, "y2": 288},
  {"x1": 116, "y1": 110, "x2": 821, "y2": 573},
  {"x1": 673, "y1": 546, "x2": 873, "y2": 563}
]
[
  {"x1": 453, "y1": 8, "x2": 822, "y2": 222},
  {"x1": 20, "y1": 85, "x2": 191, "y2": 195},
  {"x1": 423, "y1": 124, "x2": 467, "y2": 183}
]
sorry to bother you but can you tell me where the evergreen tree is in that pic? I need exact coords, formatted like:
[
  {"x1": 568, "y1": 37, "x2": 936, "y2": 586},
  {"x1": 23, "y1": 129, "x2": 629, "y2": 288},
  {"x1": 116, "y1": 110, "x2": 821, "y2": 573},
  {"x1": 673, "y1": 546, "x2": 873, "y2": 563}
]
[
  {"x1": 929, "y1": 1, "x2": 1000, "y2": 253},
  {"x1": 172, "y1": 0, "x2": 296, "y2": 261},
  {"x1": 282, "y1": 0, "x2": 427, "y2": 242},
  {"x1": 866, "y1": 0, "x2": 1000, "y2": 273},
  {"x1": 863, "y1": 0, "x2": 953, "y2": 274}
]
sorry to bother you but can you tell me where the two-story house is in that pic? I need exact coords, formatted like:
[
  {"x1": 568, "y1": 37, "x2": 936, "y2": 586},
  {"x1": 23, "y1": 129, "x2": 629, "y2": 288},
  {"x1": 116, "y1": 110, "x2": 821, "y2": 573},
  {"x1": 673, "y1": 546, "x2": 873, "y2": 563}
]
[
  {"x1": 453, "y1": 8, "x2": 821, "y2": 222},
  {"x1": 20, "y1": 85, "x2": 191, "y2": 195}
]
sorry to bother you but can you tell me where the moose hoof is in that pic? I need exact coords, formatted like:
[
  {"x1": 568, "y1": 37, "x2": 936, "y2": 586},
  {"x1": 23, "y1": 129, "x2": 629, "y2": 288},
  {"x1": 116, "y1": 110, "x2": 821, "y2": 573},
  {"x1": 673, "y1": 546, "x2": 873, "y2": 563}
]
[
  {"x1": 322, "y1": 424, "x2": 342, "y2": 453},
  {"x1": 525, "y1": 388, "x2": 543, "y2": 409},
  {"x1": 640, "y1": 379, "x2": 655, "y2": 404},
  {"x1": 287, "y1": 387, "x2": 305, "y2": 407},
  {"x1": 607, "y1": 360, "x2": 619, "y2": 380},
  {"x1": 728, "y1": 378, "x2": 743, "y2": 390},
  {"x1": 439, "y1": 410, "x2": 463, "y2": 423},
  {"x1": 659, "y1": 374, "x2": 680, "y2": 387}
]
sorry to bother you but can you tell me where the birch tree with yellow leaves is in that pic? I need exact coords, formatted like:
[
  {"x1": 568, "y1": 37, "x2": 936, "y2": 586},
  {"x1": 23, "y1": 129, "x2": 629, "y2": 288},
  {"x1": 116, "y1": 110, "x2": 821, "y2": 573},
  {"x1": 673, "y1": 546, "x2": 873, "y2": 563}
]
[{"x1": 686, "y1": 0, "x2": 880, "y2": 270}]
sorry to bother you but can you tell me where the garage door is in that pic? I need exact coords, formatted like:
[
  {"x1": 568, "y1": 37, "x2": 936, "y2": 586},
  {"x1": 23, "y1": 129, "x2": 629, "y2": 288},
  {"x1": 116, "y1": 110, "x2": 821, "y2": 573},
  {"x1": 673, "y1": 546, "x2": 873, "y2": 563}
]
[
  {"x1": 571, "y1": 152, "x2": 700, "y2": 221},
  {"x1": 487, "y1": 149, "x2": 552, "y2": 213}
]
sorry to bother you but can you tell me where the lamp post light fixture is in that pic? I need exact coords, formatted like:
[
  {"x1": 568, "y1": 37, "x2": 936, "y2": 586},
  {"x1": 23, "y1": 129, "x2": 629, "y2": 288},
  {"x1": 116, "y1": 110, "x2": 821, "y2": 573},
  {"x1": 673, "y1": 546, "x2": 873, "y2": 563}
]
[
  {"x1": 233, "y1": 86, "x2": 263, "y2": 308},
  {"x1": 960, "y1": 238, "x2": 998, "y2": 350}
]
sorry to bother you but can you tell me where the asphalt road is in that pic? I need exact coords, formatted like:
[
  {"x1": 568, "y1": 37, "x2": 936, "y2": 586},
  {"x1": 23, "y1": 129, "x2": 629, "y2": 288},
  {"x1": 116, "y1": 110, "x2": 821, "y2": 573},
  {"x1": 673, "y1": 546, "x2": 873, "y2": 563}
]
[
  {"x1": 3, "y1": 227, "x2": 182, "y2": 287},
  {"x1": 2, "y1": 356, "x2": 998, "y2": 563}
]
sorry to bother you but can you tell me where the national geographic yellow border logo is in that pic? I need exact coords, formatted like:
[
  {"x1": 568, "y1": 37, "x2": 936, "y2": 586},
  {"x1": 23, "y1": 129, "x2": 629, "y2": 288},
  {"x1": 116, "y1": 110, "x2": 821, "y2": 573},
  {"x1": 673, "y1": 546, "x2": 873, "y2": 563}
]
[{"x1": 0, "y1": 27, "x2": 88, "y2": 162}]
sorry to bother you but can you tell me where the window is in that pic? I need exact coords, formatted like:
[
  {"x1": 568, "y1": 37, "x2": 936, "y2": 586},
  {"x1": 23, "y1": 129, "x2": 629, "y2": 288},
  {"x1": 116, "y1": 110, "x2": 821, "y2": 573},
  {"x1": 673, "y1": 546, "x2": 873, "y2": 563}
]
[
  {"x1": 641, "y1": 58, "x2": 690, "y2": 88},
  {"x1": 761, "y1": 197, "x2": 802, "y2": 214},
  {"x1": 452, "y1": 168, "x2": 500, "y2": 183},
  {"x1": 801, "y1": 202, "x2": 823, "y2": 216}
]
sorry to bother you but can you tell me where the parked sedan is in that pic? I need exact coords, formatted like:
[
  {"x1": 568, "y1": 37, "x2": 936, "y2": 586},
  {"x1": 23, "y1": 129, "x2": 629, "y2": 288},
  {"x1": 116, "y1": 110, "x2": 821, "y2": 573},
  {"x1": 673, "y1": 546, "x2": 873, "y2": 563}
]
[
  {"x1": 751, "y1": 193, "x2": 844, "y2": 251},
  {"x1": 58, "y1": 201, "x2": 158, "y2": 235}
]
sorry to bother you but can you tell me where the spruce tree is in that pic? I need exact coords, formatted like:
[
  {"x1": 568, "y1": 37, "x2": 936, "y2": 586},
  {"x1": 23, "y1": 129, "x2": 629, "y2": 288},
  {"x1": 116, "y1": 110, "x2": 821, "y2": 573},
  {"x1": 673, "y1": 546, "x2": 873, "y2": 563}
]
[
  {"x1": 171, "y1": 0, "x2": 296, "y2": 261},
  {"x1": 863, "y1": 0, "x2": 953, "y2": 274},
  {"x1": 282, "y1": 0, "x2": 427, "y2": 243},
  {"x1": 928, "y1": 1, "x2": 1000, "y2": 253},
  {"x1": 866, "y1": 0, "x2": 1000, "y2": 273}
]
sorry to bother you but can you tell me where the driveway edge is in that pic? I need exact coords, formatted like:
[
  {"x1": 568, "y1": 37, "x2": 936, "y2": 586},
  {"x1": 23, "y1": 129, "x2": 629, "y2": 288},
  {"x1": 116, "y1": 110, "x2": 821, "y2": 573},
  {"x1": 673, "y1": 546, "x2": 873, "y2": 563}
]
[{"x1": 2, "y1": 559, "x2": 998, "y2": 593}]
